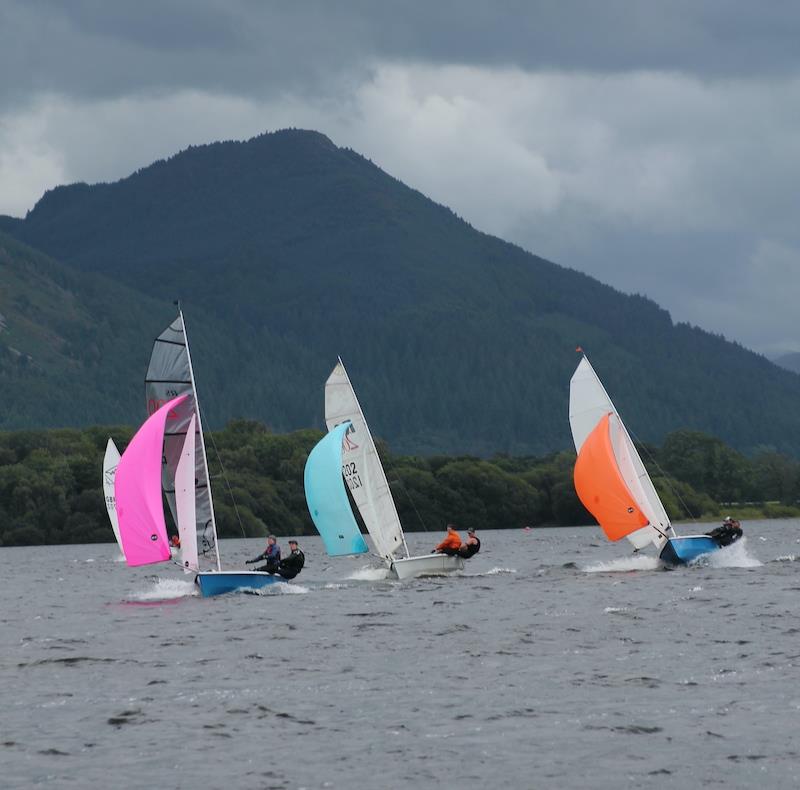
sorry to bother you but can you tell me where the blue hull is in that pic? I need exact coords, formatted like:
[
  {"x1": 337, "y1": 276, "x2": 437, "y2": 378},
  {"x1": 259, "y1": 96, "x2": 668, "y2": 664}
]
[
  {"x1": 195, "y1": 571, "x2": 283, "y2": 597},
  {"x1": 659, "y1": 536, "x2": 720, "y2": 565}
]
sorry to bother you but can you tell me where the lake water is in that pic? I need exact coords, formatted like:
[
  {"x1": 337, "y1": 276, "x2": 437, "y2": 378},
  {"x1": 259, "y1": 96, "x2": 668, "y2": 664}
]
[{"x1": 2, "y1": 520, "x2": 799, "y2": 789}]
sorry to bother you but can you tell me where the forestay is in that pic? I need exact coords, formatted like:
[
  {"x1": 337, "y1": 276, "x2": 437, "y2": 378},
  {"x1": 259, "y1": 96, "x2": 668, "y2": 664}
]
[
  {"x1": 569, "y1": 356, "x2": 672, "y2": 550},
  {"x1": 304, "y1": 421, "x2": 370, "y2": 557},
  {"x1": 145, "y1": 311, "x2": 219, "y2": 570},
  {"x1": 324, "y1": 359, "x2": 407, "y2": 561}
]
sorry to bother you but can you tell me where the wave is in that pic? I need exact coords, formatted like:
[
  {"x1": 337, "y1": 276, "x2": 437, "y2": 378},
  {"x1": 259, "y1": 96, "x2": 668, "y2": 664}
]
[{"x1": 583, "y1": 555, "x2": 661, "y2": 573}]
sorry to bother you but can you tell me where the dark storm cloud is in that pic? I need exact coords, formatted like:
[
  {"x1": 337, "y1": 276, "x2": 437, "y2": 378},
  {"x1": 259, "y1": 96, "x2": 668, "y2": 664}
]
[
  {"x1": 3, "y1": 0, "x2": 800, "y2": 110},
  {"x1": 0, "y1": 1, "x2": 365, "y2": 107}
]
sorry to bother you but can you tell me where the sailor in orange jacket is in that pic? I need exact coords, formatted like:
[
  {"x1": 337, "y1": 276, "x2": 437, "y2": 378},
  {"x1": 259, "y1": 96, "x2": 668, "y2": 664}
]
[{"x1": 433, "y1": 524, "x2": 462, "y2": 556}]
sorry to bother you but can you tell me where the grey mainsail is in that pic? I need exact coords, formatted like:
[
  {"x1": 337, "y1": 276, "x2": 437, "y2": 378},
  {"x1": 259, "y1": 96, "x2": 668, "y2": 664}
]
[{"x1": 145, "y1": 311, "x2": 220, "y2": 570}]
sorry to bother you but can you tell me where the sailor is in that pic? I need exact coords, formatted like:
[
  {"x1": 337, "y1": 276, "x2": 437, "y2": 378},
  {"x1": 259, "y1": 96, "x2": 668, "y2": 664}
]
[
  {"x1": 433, "y1": 524, "x2": 462, "y2": 556},
  {"x1": 246, "y1": 535, "x2": 281, "y2": 572},
  {"x1": 271, "y1": 539, "x2": 305, "y2": 580},
  {"x1": 706, "y1": 516, "x2": 743, "y2": 547},
  {"x1": 458, "y1": 528, "x2": 481, "y2": 559},
  {"x1": 170, "y1": 534, "x2": 181, "y2": 548}
]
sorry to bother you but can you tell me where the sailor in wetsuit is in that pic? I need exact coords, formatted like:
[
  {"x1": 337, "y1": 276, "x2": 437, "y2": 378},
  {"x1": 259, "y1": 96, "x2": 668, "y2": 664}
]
[
  {"x1": 458, "y1": 528, "x2": 481, "y2": 559},
  {"x1": 706, "y1": 516, "x2": 743, "y2": 547},
  {"x1": 270, "y1": 539, "x2": 305, "y2": 580},
  {"x1": 245, "y1": 535, "x2": 281, "y2": 573}
]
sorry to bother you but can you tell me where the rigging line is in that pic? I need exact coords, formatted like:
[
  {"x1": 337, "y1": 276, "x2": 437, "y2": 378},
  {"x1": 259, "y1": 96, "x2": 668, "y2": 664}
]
[
  {"x1": 625, "y1": 424, "x2": 698, "y2": 525},
  {"x1": 384, "y1": 455, "x2": 430, "y2": 533},
  {"x1": 205, "y1": 428, "x2": 248, "y2": 540}
]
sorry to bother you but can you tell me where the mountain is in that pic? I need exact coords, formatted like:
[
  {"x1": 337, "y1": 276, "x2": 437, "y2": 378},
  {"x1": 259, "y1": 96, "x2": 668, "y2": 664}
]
[
  {"x1": 0, "y1": 231, "x2": 173, "y2": 425},
  {"x1": 2, "y1": 129, "x2": 800, "y2": 456},
  {"x1": 771, "y1": 352, "x2": 800, "y2": 375}
]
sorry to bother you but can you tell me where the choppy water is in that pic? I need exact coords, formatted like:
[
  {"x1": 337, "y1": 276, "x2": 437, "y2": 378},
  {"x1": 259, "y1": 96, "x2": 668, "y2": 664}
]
[{"x1": 2, "y1": 521, "x2": 800, "y2": 789}]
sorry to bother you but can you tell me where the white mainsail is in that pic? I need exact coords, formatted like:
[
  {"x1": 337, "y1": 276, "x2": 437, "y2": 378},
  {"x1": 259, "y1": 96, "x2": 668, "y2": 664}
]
[
  {"x1": 569, "y1": 356, "x2": 672, "y2": 550},
  {"x1": 175, "y1": 415, "x2": 200, "y2": 572},
  {"x1": 324, "y1": 358, "x2": 408, "y2": 562},
  {"x1": 102, "y1": 438, "x2": 123, "y2": 553},
  {"x1": 145, "y1": 310, "x2": 220, "y2": 570}
]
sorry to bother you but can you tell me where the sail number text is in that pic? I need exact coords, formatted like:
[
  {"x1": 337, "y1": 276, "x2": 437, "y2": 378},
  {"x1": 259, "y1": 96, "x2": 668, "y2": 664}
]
[{"x1": 342, "y1": 462, "x2": 363, "y2": 489}]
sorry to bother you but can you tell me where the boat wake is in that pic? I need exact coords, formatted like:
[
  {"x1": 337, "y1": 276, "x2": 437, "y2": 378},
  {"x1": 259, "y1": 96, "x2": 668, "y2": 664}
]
[
  {"x1": 271, "y1": 582, "x2": 308, "y2": 594},
  {"x1": 130, "y1": 577, "x2": 198, "y2": 601},
  {"x1": 582, "y1": 555, "x2": 661, "y2": 573},
  {"x1": 346, "y1": 566, "x2": 390, "y2": 581},
  {"x1": 478, "y1": 567, "x2": 518, "y2": 576},
  {"x1": 703, "y1": 537, "x2": 761, "y2": 568},
  {"x1": 226, "y1": 581, "x2": 309, "y2": 596}
]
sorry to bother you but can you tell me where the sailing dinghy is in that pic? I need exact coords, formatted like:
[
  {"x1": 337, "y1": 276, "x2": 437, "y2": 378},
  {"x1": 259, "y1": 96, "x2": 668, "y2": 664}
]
[
  {"x1": 569, "y1": 354, "x2": 724, "y2": 565},
  {"x1": 304, "y1": 358, "x2": 464, "y2": 580},
  {"x1": 114, "y1": 308, "x2": 284, "y2": 596},
  {"x1": 102, "y1": 438, "x2": 124, "y2": 557}
]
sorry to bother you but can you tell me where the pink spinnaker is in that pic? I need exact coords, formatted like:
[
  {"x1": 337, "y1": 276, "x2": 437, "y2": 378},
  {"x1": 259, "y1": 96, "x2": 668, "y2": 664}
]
[{"x1": 115, "y1": 394, "x2": 188, "y2": 567}]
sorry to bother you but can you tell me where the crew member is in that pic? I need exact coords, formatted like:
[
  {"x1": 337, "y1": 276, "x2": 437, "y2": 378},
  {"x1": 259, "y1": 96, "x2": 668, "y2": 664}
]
[
  {"x1": 706, "y1": 516, "x2": 743, "y2": 547},
  {"x1": 458, "y1": 528, "x2": 481, "y2": 559},
  {"x1": 433, "y1": 524, "x2": 462, "y2": 556},
  {"x1": 271, "y1": 539, "x2": 305, "y2": 580},
  {"x1": 246, "y1": 535, "x2": 281, "y2": 572}
]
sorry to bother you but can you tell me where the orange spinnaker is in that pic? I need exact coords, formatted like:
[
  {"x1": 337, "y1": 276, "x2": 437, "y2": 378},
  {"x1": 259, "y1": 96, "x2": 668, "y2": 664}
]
[{"x1": 574, "y1": 413, "x2": 649, "y2": 541}]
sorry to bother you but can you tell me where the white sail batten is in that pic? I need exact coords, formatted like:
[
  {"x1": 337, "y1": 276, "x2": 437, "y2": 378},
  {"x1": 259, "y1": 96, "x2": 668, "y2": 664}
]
[
  {"x1": 569, "y1": 356, "x2": 672, "y2": 550},
  {"x1": 324, "y1": 359, "x2": 407, "y2": 562},
  {"x1": 176, "y1": 415, "x2": 200, "y2": 572},
  {"x1": 102, "y1": 438, "x2": 123, "y2": 552},
  {"x1": 145, "y1": 310, "x2": 220, "y2": 571}
]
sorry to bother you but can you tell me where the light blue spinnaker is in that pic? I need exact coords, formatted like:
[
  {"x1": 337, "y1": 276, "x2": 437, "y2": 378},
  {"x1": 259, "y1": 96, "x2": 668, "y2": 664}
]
[{"x1": 304, "y1": 422, "x2": 369, "y2": 556}]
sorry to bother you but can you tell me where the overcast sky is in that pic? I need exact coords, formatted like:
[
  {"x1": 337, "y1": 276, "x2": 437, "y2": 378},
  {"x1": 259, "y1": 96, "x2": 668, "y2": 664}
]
[{"x1": 2, "y1": 1, "x2": 799, "y2": 354}]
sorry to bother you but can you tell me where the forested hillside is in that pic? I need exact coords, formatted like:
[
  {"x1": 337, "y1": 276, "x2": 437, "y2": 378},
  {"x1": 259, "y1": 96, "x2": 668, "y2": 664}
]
[
  {"x1": 1, "y1": 421, "x2": 797, "y2": 547},
  {"x1": 0, "y1": 232, "x2": 169, "y2": 425},
  {"x1": 3, "y1": 129, "x2": 800, "y2": 455}
]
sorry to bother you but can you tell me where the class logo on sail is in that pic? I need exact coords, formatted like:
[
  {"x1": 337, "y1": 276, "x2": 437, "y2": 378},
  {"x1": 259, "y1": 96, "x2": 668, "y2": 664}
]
[
  {"x1": 104, "y1": 465, "x2": 118, "y2": 486},
  {"x1": 342, "y1": 423, "x2": 359, "y2": 452}
]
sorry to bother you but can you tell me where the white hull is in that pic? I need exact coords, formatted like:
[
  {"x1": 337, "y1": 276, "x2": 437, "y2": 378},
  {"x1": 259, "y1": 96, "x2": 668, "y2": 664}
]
[{"x1": 390, "y1": 553, "x2": 464, "y2": 580}]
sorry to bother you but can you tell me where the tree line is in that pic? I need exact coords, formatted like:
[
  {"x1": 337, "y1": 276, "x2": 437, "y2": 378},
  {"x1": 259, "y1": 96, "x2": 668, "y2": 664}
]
[{"x1": 1, "y1": 420, "x2": 798, "y2": 547}]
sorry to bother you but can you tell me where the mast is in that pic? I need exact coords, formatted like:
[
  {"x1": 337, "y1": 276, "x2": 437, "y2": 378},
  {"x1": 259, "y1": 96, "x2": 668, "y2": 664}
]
[{"x1": 178, "y1": 306, "x2": 221, "y2": 571}]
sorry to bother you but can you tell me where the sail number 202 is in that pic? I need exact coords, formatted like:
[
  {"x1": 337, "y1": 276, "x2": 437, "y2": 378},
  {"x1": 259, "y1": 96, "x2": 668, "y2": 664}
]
[{"x1": 342, "y1": 462, "x2": 363, "y2": 489}]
